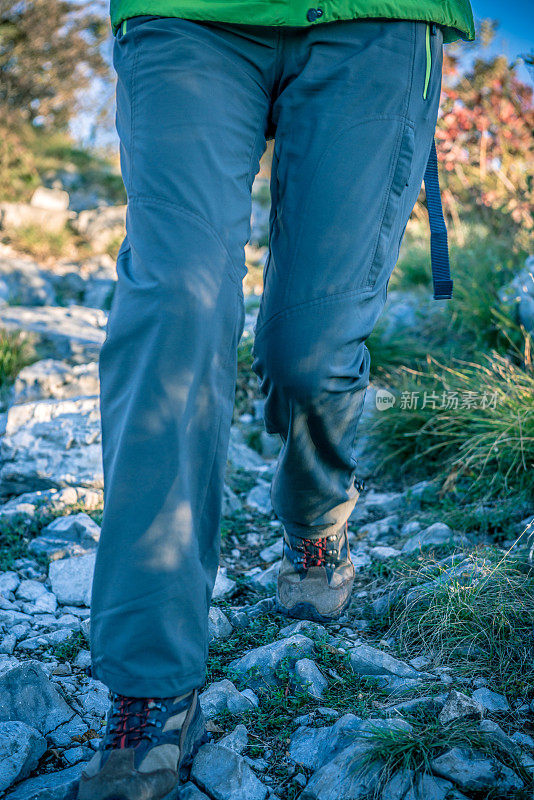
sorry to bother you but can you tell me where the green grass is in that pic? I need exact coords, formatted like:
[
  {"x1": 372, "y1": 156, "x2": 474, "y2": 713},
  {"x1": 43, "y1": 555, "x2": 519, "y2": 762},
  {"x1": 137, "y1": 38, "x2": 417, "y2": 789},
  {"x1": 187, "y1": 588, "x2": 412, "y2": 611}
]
[
  {"x1": 0, "y1": 327, "x2": 36, "y2": 391},
  {"x1": 384, "y1": 549, "x2": 534, "y2": 698},
  {"x1": 4, "y1": 223, "x2": 79, "y2": 261},
  {"x1": 0, "y1": 513, "x2": 43, "y2": 571},
  {"x1": 368, "y1": 344, "x2": 534, "y2": 500},
  {"x1": 373, "y1": 223, "x2": 530, "y2": 378},
  {"x1": 359, "y1": 716, "x2": 531, "y2": 799},
  {"x1": 207, "y1": 617, "x2": 388, "y2": 799},
  {"x1": 51, "y1": 631, "x2": 86, "y2": 663},
  {"x1": 0, "y1": 501, "x2": 103, "y2": 571}
]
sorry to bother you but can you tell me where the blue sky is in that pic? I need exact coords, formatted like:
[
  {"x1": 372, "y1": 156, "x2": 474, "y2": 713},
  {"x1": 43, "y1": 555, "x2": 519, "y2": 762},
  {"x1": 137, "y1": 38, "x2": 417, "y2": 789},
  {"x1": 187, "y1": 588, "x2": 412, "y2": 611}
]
[{"x1": 470, "y1": 0, "x2": 534, "y2": 85}]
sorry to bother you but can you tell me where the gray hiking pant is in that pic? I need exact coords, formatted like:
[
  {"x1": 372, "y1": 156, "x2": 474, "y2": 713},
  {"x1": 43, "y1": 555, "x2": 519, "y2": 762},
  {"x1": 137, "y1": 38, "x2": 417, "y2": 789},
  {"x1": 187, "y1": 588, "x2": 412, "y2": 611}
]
[{"x1": 91, "y1": 14, "x2": 444, "y2": 697}]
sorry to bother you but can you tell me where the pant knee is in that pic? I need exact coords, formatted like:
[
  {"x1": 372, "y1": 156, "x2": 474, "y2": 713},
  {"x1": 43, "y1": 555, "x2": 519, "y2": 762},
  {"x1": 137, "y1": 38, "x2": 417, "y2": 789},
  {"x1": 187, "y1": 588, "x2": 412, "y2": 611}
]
[{"x1": 252, "y1": 320, "x2": 370, "y2": 405}]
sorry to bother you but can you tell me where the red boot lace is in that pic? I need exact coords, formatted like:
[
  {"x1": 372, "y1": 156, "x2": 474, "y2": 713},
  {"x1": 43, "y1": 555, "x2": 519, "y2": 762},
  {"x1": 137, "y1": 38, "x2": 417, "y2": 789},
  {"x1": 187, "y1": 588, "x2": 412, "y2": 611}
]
[
  {"x1": 107, "y1": 695, "x2": 158, "y2": 749},
  {"x1": 298, "y1": 537, "x2": 328, "y2": 568},
  {"x1": 295, "y1": 522, "x2": 347, "y2": 569}
]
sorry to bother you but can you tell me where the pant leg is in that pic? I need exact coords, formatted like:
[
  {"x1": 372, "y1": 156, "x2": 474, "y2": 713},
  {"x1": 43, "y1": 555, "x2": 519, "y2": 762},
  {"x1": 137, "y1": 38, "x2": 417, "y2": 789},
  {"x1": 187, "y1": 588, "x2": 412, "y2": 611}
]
[
  {"x1": 91, "y1": 16, "x2": 272, "y2": 697},
  {"x1": 252, "y1": 19, "x2": 444, "y2": 538}
]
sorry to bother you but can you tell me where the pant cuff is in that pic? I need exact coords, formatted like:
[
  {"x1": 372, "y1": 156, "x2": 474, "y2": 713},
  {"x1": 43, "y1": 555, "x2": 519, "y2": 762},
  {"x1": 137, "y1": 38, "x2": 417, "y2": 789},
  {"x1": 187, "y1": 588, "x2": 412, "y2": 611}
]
[{"x1": 91, "y1": 662, "x2": 205, "y2": 698}]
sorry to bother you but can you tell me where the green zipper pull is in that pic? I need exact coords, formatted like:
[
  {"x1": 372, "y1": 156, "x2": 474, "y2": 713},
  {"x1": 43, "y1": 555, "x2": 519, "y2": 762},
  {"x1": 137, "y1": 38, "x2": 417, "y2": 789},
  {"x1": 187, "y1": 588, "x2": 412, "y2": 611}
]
[
  {"x1": 122, "y1": 19, "x2": 127, "y2": 35},
  {"x1": 423, "y1": 23, "x2": 432, "y2": 100}
]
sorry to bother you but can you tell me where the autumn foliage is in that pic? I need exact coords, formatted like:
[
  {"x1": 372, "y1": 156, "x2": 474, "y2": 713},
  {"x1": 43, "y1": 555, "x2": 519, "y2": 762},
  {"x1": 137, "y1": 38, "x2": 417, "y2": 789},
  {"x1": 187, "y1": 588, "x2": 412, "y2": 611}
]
[{"x1": 434, "y1": 43, "x2": 534, "y2": 247}]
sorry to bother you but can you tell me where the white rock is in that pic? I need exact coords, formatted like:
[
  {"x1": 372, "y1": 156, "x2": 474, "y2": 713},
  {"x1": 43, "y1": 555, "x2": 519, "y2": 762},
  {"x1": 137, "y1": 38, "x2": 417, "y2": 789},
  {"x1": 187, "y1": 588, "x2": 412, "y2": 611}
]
[
  {"x1": 294, "y1": 659, "x2": 328, "y2": 699},
  {"x1": 247, "y1": 561, "x2": 280, "y2": 590},
  {"x1": 402, "y1": 522, "x2": 454, "y2": 555},
  {"x1": 191, "y1": 743, "x2": 268, "y2": 800},
  {"x1": 13, "y1": 359, "x2": 99, "y2": 405},
  {"x1": 0, "y1": 487, "x2": 102, "y2": 524},
  {"x1": 370, "y1": 546, "x2": 401, "y2": 561},
  {"x1": 0, "y1": 396, "x2": 103, "y2": 498},
  {"x1": 199, "y1": 680, "x2": 256, "y2": 718},
  {"x1": 48, "y1": 553, "x2": 95, "y2": 607},
  {"x1": 471, "y1": 687, "x2": 510, "y2": 713},
  {"x1": 0, "y1": 305, "x2": 106, "y2": 364},
  {"x1": 0, "y1": 573, "x2": 20, "y2": 597},
  {"x1": 217, "y1": 724, "x2": 248, "y2": 754},
  {"x1": 0, "y1": 721, "x2": 46, "y2": 793},
  {"x1": 77, "y1": 679, "x2": 110, "y2": 718},
  {"x1": 15, "y1": 580, "x2": 48, "y2": 602},
  {"x1": 229, "y1": 635, "x2": 315, "y2": 689},
  {"x1": 438, "y1": 690, "x2": 484, "y2": 724},
  {"x1": 30, "y1": 187, "x2": 70, "y2": 211},
  {"x1": 246, "y1": 481, "x2": 272, "y2": 515},
  {"x1": 0, "y1": 662, "x2": 75, "y2": 734},
  {"x1": 431, "y1": 747, "x2": 523, "y2": 792},
  {"x1": 212, "y1": 568, "x2": 236, "y2": 600},
  {"x1": 72, "y1": 205, "x2": 127, "y2": 253},
  {"x1": 30, "y1": 512, "x2": 101, "y2": 561},
  {"x1": 260, "y1": 540, "x2": 283, "y2": 562},
  {"x1": 208, "y1": 607, "x2": 233, "y2": 641},
  {"x1": 0, "y1": 202, "x2": 74, "y2": 234}
]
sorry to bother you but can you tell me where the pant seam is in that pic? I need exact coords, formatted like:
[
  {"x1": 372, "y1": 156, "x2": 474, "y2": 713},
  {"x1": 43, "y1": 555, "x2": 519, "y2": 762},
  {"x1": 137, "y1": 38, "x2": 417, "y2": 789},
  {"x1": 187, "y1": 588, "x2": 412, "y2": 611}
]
[
  {"x1": 128, "y1": 193, "x2": 246, "y2": 291},
  {"x1": 254, "y1": 281, "x2": 379, "y2": 339}
]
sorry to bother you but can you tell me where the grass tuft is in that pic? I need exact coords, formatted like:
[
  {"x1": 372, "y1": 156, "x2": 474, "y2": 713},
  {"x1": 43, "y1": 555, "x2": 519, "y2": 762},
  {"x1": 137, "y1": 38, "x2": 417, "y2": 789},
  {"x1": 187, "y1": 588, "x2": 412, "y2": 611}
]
[
  {"x1": 368, "y1": 343, "x2": 534, "y2": 499},
  {"x1": 384, "y1": 549, "x2": 534, "y2": 697},
  {"x1": 360, "y1": 716, "x2": 530, "y2": 798}
]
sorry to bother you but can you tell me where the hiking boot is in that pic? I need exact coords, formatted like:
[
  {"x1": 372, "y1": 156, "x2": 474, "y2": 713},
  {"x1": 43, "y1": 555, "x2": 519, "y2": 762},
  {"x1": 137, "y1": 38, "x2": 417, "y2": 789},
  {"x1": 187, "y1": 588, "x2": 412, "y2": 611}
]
[
  {"x1": 77, "y1": 688, "x2": 207, "y2": 800},
  {"x1": 276, "y1": 522, "x2": 355, "y2": 623}
]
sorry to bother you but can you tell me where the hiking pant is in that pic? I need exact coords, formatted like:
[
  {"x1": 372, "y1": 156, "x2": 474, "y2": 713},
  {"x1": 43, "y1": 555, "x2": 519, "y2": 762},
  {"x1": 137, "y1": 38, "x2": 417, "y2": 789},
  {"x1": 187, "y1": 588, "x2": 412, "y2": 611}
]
[{"x1": 91, "y1": 14, "x2": 444, "y2": 697}]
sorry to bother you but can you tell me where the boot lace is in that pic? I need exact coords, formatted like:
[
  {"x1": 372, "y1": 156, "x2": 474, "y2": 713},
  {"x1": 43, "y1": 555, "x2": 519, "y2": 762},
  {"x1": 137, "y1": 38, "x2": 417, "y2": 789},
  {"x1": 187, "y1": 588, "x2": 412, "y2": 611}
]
[{"x1": 105, "y1": 694, "x2": 167, "y2": 749}]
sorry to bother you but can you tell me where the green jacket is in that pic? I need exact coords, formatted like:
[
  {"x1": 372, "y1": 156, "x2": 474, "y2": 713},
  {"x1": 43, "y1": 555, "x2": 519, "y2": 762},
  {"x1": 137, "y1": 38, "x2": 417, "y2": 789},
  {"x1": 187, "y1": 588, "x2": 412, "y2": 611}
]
[{"x1": 111, "y1": 0, "x2": 475, "y2": 44}]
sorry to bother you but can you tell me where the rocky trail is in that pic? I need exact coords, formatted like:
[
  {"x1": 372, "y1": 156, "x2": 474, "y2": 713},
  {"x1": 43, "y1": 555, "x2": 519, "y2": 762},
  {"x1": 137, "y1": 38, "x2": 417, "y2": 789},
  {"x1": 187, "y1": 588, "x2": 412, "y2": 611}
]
[{"x1": 0, "y1": 187, "x2": 533, "y2": 800}]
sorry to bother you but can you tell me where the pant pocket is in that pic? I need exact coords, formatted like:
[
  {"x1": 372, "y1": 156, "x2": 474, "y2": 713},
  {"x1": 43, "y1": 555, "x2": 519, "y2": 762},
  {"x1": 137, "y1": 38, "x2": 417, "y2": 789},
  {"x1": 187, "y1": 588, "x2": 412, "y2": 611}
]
[{"x1": 365, "y1": 119, "x2": 415, "y2": 291}]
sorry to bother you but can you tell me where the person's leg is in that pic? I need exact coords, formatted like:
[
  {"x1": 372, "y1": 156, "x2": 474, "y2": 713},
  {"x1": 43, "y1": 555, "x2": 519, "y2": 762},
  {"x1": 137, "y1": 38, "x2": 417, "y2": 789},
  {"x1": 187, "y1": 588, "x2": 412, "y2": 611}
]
[
  {"x1": 90, "y1": 15, "x2": 273, "y2": 698},
  {"x1": 252, "y1": 19, "x2": 444, "y2": 618}
]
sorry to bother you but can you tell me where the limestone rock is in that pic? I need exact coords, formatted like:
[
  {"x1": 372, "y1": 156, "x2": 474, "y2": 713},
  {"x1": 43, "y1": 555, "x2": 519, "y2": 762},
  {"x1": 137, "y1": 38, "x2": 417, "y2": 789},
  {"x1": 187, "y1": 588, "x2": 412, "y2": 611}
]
[
  {"x1": 30, "y1": 514, "x2": 100, "y2": 562},
  {"x1": 191, "y1": 743, "x2": 269, "y2": 800},
  {"x1": 0, "y1": 573, "x2": 20, "y2": 597},
  {"x1": 0, "y1": 255, "x2": 56, "y2": 306},
  {"x1": 0, "y1": 396, "x2": 103, "y2": 499},
  {"x1": 174, "y1": 783, "x2": 211, "y2": 799},
  {"x1": 471, "y1": 688, "x2": 510, "y2": 713},
  {"x1": 0, "y1": 721, "x2": 46, "y2": 793},
  {"x1": 438, "y1": 690, "x2": 484, "y2": 725},
  {"x1": 208, "y1": 607, "x2": 233, "y2": 642},
  {"x1": 212, "y1": 568, "x2": 236, "y2": 600},
  {"x1": 199, "y1": 680, "x2": 256, "y2": 719},
  {"x1": 31, "y1": 187, "x2": 70, "y2": 211},
  {"x1": 301, "y1": 741, "x2": 383, "y2": 800},
  {"x1": 246, "y1": 481, "x2": 272, "y2": 515},
  {"x1": 13, "y1": 360, "x2": 99, "y2": 405},
  {"x1": 349, "y1": 643, "x2": 423, "y2": 680},
  {"x1": 402, "y1": 523, "x2": 454, "y2": 555},
  {"x1": 217, "y1": 724, "x2": 248, "y2": 754},
  {"x1": 289, "y1": 714, "x2": 364, "y2": 771},
  {"x1": 228, "y1": 635, "x2": 315, "y2": 689},
  {"x1": 293, "y1": 659, "x2": 328, "y2": 699},
  {"x1": 48, "y1": 554, "x2": 95, "y2": 607},
  {"x1": 72, "y1": 205, "x2": 126, "y2": 253},
  {"x1": 431, "y1": 746, "x2": 523, "y2": 792},
  {"x1": 404, "y1": 773, "x2": 459, "y2": 800},
  {"x1": 0, "y1": 487, "x2": 102, "y2": 525},
  {"x1": 0, "y1": 662, "x2": 74, "y2": 734},
  {"x1": 0, "y1": 202, "x2": 74, "y2": 234},
  {"x1": 3, "y1": 763, "x2": 82, "y2": 799}
]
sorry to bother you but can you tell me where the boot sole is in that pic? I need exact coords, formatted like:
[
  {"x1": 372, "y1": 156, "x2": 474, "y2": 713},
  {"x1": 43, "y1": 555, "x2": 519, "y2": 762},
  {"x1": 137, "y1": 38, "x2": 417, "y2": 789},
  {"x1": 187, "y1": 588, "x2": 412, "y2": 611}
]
[
  {"x1": 91, "y1": 713, "x2": 209, "y2": 800},
  {"x1": 275, "y1": 594, "x2": 352, "y2": 624}
]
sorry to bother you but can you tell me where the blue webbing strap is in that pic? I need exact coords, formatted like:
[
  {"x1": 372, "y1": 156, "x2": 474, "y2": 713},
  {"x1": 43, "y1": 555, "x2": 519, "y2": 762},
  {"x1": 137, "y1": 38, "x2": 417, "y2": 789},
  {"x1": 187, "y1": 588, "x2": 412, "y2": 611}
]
[{"x1": 423, "y1": 138, "x2": 453, "y2": 299}]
